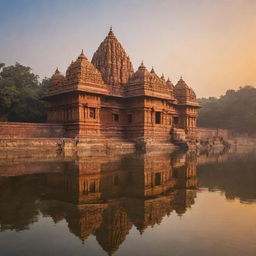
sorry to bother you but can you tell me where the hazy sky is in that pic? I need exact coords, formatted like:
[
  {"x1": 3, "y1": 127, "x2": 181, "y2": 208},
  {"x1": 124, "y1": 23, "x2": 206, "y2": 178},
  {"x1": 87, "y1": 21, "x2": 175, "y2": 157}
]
[{"x1": 0, "y1": 0, "x2": 255, "y2": 97}]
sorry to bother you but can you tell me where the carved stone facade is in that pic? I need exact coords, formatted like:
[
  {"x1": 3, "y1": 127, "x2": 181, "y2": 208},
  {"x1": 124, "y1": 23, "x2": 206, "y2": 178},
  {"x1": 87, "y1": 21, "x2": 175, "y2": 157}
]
[{"x1": 45, "y1": 28, "x2": 200, "y2": 142}]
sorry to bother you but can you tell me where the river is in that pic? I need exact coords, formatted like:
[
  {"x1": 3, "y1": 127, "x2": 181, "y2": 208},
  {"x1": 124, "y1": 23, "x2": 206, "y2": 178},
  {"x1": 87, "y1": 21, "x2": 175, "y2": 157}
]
[{"x1": 0, "y1": 149, "x2": 255, "y2": 256}]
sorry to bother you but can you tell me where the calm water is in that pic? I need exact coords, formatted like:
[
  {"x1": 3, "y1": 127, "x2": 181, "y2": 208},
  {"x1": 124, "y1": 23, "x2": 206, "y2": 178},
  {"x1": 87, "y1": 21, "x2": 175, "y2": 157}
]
[{"x1": 0, "y1": 150, "x2": 256, "y2": 256}]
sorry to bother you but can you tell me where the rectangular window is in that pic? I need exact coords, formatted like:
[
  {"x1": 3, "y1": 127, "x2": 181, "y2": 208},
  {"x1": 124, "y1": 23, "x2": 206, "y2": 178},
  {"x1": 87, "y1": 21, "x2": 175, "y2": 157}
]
[
  {"x1": 89, "y1": 108, "x2": 96, "y2": 119},
  {"x1": 113, "y1": 175, "x2": 119, "y2": 186},
  {"x1": 113, "y1": 114, "x2": 119, "y2": 122},
  {"x1": 155, "y1": 112, "x2": 161, "y2": 124},
  {"x1": 89, "y1": 181, "x2": 96, "y2": 193},
  {"x1": 173, "y1": 117, "x2": 179, "y2": 126},
  {"x1": 172, "y1": 169, "x2": 178, "y2": 178},
  {"x1": 155, "y1": 172, "x2": 161, "y2": 186},
  {"x1": 128, "y1": 114, "x2": 133, "y2": 123}
]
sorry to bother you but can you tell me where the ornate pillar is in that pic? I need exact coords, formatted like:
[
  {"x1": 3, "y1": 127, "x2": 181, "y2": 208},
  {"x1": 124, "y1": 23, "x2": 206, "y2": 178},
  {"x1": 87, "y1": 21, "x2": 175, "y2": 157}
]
[
  {"x1": 96, "y1": 107, "x2": 100, "y2": 121},
  {"x1": 151, "y1": 109, "x2": 155, "y2": 125}
]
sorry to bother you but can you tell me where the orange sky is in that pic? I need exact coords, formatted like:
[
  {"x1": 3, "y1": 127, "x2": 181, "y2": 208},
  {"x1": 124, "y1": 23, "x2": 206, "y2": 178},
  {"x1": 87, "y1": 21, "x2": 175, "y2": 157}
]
[{"x1": 1, "y1": 0, "x2": 255, "y2": 97}]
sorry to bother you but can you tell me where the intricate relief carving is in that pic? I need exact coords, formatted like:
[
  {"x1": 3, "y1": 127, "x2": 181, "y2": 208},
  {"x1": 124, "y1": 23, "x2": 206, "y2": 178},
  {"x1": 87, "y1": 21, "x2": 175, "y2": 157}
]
[
  {"x1": 66, "y1": 51, "x2": 106, "y2": 89},
  {"x1": 48, "y1": 68, "x2": 65, "y2": 93},
  {"x1": 91, "y1": 28, "x2": 134, "y2": 86},
  {"x1": 174, "y1": 77, "x2": 197, "y2": 104}
]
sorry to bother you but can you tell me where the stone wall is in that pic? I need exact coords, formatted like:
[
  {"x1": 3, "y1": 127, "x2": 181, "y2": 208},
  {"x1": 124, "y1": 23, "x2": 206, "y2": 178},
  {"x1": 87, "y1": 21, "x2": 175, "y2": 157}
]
[
  {"x1": 197, "y1": 127, "x2": 256, "y2": 152},
  {"x1": 197, "y1": 128, "x2": 229, "y2": 140},
  {"x1": 0, "y1": 122, "x2": 64, "y2": 138}
]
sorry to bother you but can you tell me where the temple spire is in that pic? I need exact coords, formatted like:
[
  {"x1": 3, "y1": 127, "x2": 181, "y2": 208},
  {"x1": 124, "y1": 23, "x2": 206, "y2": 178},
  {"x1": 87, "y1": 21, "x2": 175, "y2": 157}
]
[
  {"x1": 92, "y1": 29, "x2": 134, "y2": 85},
  {"x1": 150, "y1": 66, "x2": 155, "y2": 73}
]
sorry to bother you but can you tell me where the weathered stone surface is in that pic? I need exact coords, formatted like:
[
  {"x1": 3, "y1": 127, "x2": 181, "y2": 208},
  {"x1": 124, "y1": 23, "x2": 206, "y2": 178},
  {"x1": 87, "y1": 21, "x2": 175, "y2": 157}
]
[{"x1": 0, "y1": 122, "x2": 64, "y2": 138}]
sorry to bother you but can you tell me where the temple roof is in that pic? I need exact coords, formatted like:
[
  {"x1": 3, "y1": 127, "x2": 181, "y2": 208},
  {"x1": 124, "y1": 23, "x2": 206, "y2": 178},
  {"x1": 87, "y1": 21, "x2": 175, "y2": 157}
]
[
  {"x1": 174, "y1": 76, "x2": 198, "y2": 104},
  {"x1": 91, "y1": 28, "x2": 134, "y2": 86},
  {"x1": 51, "y1": 68, "x2": 64, "y2": 80},
  {"x1": 129, "y1": 61, "x2": 151, "y2": 82},
  {"x1": 175, "y1": 76, "x2": 190, "y2": 89},
  {"x1": 66, "y1": 50, "x2": 105, "y2": 87},
  {"x1": 166, "y1": 77, "x2": 174, "y2": 89}
]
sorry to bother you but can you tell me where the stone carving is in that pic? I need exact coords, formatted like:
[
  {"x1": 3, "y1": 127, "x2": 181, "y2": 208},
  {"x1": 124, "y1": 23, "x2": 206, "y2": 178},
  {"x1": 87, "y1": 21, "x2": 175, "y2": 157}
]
[
  {"x1": 91, "y1": 27, "x2": 134, "y2": 86},
  {"x1": 174, "y1": 76, "x2": 197, "y2": 104},
  {"x1": 45, "y1": 28, "x2": 201, "y2": 140},
  {"x1": 66, "y1": 50, "x2": 106, "y2": 88}
]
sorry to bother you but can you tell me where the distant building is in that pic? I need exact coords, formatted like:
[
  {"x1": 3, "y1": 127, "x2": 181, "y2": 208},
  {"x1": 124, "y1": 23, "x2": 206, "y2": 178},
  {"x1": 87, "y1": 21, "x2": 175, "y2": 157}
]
[{"x1": 45, "y1": 28, "x2": 200, "y2": 142}]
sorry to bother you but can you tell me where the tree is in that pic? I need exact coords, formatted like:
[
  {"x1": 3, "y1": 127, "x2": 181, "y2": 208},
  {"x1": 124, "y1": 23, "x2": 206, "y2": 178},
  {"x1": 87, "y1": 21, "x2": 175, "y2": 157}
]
[
  {"x1": 198, "y1": 86, "x2": 256, "y2": 134},
  {"x1": 0, "y1": 62, "x2": 48, "y2": 122}
]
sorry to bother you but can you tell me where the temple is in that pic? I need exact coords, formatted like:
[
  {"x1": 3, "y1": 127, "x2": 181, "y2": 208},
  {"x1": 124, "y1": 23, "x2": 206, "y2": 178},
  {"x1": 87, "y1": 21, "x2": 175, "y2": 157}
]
[{"x1": 44, "y1": 28, "x2": 200, "y2": 146}]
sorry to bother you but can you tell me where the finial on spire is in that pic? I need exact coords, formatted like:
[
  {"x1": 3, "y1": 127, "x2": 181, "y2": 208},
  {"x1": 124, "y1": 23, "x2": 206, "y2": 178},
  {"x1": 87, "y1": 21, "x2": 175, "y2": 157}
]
[
  {"x1": 161, "y1": 73, "x2": 165, "y2": 80},
  {"x1": 108, "y1": 26, "x2": 114, "y2": 36},
  {"x1": 55, "y1": 67, "x2": 60, "y2": 74},
  {"x1": 167, "y1": 77, "x2": 170, "y2": 82},
  {"x1": 139, "y1": 60, "x2": 146, "y2": 69},
  {"x1": 150, "y1": 66, "x2": 155, "y2": 73},
  {"x1": 78, "y1": 49, "x2": 87, "y2": 60},
  {"x1": 180, "y1": 75, "x2": 183, "y2": 80}
]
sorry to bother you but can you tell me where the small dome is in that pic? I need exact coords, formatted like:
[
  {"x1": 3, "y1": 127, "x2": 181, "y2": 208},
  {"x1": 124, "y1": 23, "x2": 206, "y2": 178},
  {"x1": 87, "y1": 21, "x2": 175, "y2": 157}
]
[
  {"x1": 130, "y1": 61, "x2": 150, "y2": 81},
  {"x1": 51, "y1": 68, "x2": 65, "y2": 82},
  {"x1": 48, "y1": 68, "x2": 65, "y2": 92},
  {"x1": 174, "y1": 76, "x2": 197, "y2": 103},
  {"x1": 66, "y1": 50, "x2": 104, "y2": 86},
  {"x1": 175, "y1": 76, "x2": 189, "y2": 89}
]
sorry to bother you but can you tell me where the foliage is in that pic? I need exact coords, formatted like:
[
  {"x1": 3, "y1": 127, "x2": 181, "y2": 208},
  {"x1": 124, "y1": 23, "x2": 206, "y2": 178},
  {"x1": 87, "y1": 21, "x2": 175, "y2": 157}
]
[
  {"x1": 0, "y1": 62, "x2": 49, "y2": 122},
  {"x1": 198, "y1": 86, "x2": 256, "y2": 134}
]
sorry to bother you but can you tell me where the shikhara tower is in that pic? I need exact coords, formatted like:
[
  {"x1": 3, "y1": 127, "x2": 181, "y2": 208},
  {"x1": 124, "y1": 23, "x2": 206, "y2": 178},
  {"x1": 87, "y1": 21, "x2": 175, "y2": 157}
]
[{"x1": 45, "y1": 28, "x2": 200, "y2": 143}]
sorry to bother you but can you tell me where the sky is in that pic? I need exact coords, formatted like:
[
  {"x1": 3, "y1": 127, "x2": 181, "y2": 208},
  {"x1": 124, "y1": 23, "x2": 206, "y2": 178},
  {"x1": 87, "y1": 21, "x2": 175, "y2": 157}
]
[{"x1": 0, "y1": 0, "x2": 255, "y2": 98}]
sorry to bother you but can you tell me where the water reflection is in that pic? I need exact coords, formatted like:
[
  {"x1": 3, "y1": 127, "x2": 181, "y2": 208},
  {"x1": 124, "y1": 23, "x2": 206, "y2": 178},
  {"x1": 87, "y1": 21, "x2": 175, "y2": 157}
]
[
  {"x1": 197, "y1": 151, "x2": 256, "y2": 203},
  {"x1": 0, "y1": 150, "x2": 256, "y2": 255}
]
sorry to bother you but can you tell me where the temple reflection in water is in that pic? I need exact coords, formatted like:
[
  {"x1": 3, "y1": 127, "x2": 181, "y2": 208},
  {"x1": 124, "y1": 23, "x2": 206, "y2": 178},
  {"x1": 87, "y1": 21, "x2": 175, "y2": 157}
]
[
  {"x1": 0, "y1": 152, "x2": 197, "y2": 255},
  {"x1": 41, "y1": 153, "x2": 197, "y2": 255}
]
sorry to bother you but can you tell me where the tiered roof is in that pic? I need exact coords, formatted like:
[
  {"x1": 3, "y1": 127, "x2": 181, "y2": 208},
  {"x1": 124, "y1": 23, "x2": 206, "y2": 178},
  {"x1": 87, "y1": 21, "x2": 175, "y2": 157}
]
[
  {"x1": 174, "y1": 77, "x2": 199, "y2": 106},
  {"x1": 47, "y1": 28, "x2": 199, "y2": 106}
]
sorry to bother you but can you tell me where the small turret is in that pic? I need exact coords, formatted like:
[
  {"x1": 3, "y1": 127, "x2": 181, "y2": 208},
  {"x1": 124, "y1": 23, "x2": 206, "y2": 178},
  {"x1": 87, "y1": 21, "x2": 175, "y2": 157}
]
[
  {"x1": 48, "y1": 68, "x2": 65, "y2": 92},
  {"x1": 65, "y1": 50, "x2": 105, "y2": 86},
  {"x1": 174, "y1": 76, "x2": 197, "y2": 103}
]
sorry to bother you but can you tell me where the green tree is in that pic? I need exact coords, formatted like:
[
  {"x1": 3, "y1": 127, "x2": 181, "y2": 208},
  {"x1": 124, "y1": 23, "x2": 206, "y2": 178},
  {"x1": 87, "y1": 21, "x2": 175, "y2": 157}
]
[
  {"x1": 0, "y1": 62, "x2": 48, "y2": 122},
  {"x1": 198, "y1": 86, "x2": 256, "y2": 134}
]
